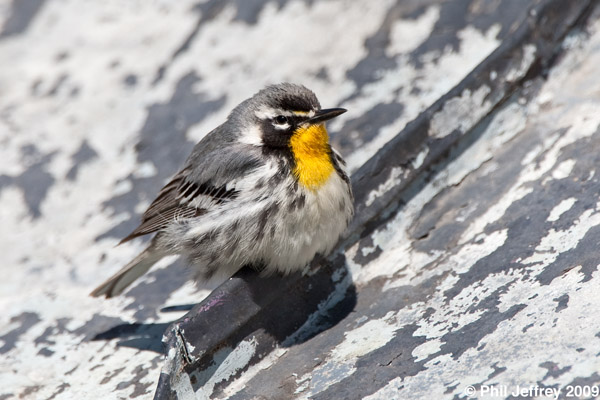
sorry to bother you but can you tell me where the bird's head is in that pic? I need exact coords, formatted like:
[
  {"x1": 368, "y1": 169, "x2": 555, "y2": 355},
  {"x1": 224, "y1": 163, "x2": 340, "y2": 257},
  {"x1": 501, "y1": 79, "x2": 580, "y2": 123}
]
[{"x1": 232, "y1": 83, "x2": 346, "y2": 149}]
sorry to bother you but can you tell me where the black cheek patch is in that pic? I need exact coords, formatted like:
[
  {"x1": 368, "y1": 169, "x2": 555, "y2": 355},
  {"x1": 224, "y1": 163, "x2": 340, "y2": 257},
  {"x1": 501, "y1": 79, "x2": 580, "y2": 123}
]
[
  {"x1": 261, "y1": 119, "x2": 291, "y2": 148},
  {"x1": 260, "y1": 120, "x2": 296, "y2": 167}
]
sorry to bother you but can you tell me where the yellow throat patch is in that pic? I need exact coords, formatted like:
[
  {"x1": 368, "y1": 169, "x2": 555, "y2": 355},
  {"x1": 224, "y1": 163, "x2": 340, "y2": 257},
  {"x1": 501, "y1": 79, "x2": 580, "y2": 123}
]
[{"x1": 289, "y1": 123, "x2": 334, "y2": 190}]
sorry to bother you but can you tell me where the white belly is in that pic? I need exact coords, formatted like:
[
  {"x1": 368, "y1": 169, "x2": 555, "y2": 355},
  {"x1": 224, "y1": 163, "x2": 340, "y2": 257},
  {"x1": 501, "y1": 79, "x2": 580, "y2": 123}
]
[
  {"x1": 264, "y1": 172, "x2": 354, "y2": 273},
  {"x1": 172, "y1": 163, "x2": 353, "y2": 280}
]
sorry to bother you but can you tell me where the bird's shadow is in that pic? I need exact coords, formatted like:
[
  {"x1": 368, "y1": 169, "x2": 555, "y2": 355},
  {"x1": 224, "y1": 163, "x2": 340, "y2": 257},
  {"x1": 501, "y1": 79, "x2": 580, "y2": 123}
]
[
  {"x1": 92, "y1": 321, "x2": 171, "y2": 353},
  {"x1": 91, "y1": 304, "x2": 197, "y2": 353},
  {"x1": 91, "y1": 256, "x2": 356, "y2": 355}
]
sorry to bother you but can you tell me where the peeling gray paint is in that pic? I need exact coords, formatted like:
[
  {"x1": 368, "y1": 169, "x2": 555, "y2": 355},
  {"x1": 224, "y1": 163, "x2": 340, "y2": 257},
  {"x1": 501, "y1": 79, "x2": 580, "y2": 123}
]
[
  {"x1": 162, "y1": 1, "x2": 600, "y2": 399},
  {"x1": 0, "y1": 312, "x2": 40, "y2": 354},
  {"x1": 1, "y1": 0, "x2": 599, "y2": 399},
  {"x1": 0, "y1": 145, "x2": 56, "y2": 218},
  {"x1": 0, "y1": 0, "x2": 46, "y2": 38},
  {"x1": 66, "y1": 140, "x2": 97, "y2": 181}
]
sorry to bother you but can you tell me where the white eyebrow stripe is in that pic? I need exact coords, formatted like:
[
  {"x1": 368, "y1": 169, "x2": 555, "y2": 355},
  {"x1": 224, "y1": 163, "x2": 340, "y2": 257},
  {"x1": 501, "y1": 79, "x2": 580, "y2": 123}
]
[
  {"x1": 292, "y1": 110, "x2": 316, "y2": 118},
  {"x1": 254, "y1": 107, "x2": 317, "y2": 120},
  {"x1": 255, "y1": 107, "x2": 294, "y2": 120}
]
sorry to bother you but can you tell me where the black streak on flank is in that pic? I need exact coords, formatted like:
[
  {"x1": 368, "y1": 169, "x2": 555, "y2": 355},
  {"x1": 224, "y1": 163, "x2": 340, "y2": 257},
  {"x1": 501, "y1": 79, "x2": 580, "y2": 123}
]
[
  {"x1": 0, "y1": 0, "x2": 46, "y2": 38},
  {"x1": 288, "y1": 193, "x2": 306, "y2": 212},
  {"x1": 255, "y1": 203, "x2": 279, "y2": 241},
  {"x1": 267, "y1": 164, "x2": 289, "y2": 186}
]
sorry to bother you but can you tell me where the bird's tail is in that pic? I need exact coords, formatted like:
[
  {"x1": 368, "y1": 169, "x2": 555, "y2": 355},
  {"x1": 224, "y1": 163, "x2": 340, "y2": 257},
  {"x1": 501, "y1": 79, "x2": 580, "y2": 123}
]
[{"x1": 90, "y1": 245, "x2": 164, "y2": 298}]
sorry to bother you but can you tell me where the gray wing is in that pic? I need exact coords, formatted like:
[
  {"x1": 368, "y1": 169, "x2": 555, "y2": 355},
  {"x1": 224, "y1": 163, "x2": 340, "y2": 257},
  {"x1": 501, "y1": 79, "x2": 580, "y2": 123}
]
[{"x1": 120, "y1": 134, "x2": 263, "y2": 244}]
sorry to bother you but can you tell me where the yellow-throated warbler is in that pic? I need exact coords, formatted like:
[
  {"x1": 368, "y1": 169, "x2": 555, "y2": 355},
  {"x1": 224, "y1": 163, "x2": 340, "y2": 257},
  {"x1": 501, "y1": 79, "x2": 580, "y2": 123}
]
[{"x1": 91, "y1": 83, "x2": 354, "y2": 298}]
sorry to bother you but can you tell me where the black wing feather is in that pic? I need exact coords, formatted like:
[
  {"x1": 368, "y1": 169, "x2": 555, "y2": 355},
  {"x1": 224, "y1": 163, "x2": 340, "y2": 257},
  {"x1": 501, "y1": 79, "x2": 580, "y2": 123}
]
[
  {"x1": 119, "y1": 133, "x2": 263, "y2": 245},
  {"x1": 119, "y1": 168, "x2": 238, "y2": 245}
]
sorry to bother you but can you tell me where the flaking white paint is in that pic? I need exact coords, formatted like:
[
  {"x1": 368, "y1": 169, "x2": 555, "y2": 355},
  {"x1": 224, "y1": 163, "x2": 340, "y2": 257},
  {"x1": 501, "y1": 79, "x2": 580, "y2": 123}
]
[
  {"x1": 547, "y1": 197, "x2": 577, "y2": 222},
  {"x1": 505, "y1": 44, "x2": 537, "y2": 82},
  {"x1": 552, "y1": 159, "x2": 576, "y2": 180},
  {"x1": 344, "y1": 24, "x2": 502, "y2": 171},
  {"x1": 295, "y1": 312, "x2": 410, "y2": 399},
  {"x1": 428, "y1": 85, "x2": 492, "y2": 139},
  {"x1": 387, "y1": 6, "x2": 440, "y2": 56},
  {"x1": 194, "y1": 338, "x2": 258, "y2": 400},
  {"x1": 364, "y1": 166, "x2": 406, "y2": 207}
]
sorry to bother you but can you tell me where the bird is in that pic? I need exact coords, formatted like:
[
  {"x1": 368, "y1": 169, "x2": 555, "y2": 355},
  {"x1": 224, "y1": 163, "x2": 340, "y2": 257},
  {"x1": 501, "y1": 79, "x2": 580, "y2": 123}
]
[{"x1": 91, "y1": 83, "x2": 354, "y2": 298}]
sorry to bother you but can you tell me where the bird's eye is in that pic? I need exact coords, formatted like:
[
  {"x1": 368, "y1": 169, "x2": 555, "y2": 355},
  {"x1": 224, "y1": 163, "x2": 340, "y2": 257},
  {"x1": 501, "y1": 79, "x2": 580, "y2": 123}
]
[{"x1": 274, "y1": 115, "x2": 288, "y2": 125}]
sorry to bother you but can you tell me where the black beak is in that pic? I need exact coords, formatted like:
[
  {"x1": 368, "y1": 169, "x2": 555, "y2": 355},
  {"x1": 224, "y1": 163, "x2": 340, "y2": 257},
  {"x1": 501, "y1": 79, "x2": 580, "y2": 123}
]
[{"x1": 307, "y1": 108, "x2": 347, "y2": 124}]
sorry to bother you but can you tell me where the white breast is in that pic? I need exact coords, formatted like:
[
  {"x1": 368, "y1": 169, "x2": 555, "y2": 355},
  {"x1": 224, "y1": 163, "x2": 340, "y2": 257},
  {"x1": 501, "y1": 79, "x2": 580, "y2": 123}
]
[
  {"x1": 172, "y1": 160, "x2": 353, "y2": 280},
  {"x1": 263, "y1": 171, "x2": 354, "y2": 274}
]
